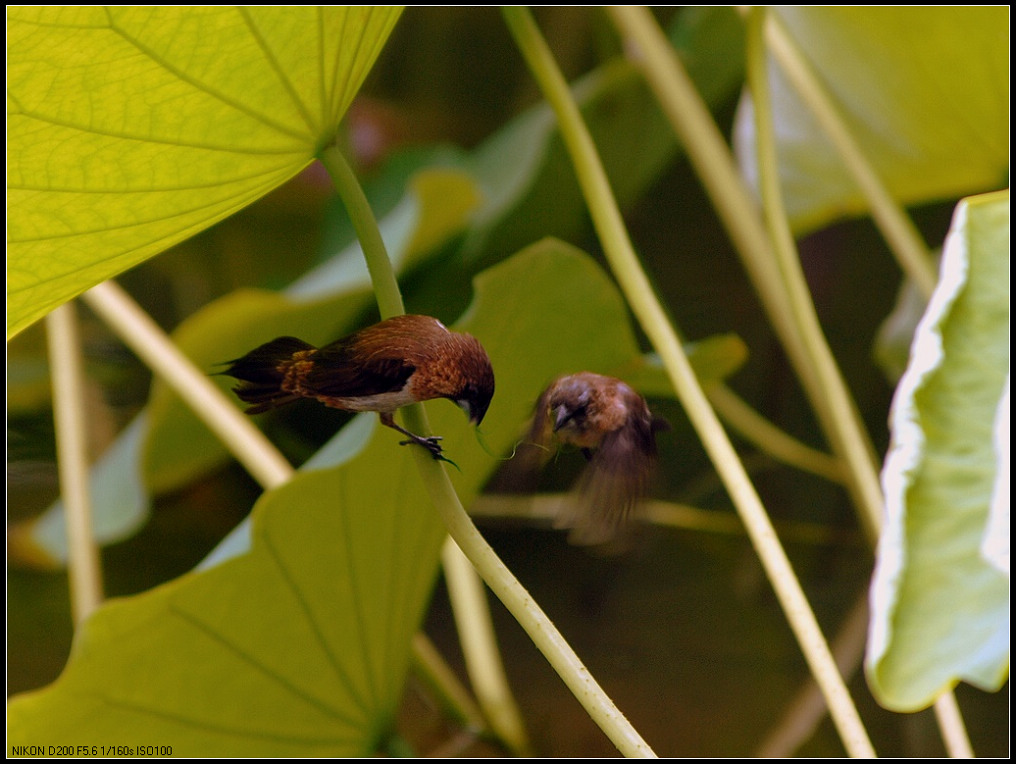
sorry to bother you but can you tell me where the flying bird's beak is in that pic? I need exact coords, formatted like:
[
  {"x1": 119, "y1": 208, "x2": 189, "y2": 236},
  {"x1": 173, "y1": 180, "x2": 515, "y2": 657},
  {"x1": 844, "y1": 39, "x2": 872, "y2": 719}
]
[{"x1": 553, "y1": 404, "x2": 575, "y2": 432}]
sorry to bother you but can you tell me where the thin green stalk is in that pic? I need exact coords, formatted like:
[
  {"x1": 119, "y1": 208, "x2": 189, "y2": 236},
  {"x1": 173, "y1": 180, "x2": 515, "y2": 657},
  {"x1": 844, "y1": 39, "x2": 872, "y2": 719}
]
[
  {"x1": 932, "y1": 692, "x2": 975, "y2": 758},
  {"x1": 441, "y1": 539, "x2": 533, "y2": 756},
  {"x1": 747, "y1": 9, "x2": 880, "y2": 752},
  {"x1": 410, "y1": 633, "x2": 489, "y2": 736},
  {"x1": 762, "y1": 12, "x2": 939, "y2": 299},
  {"x1": 743, "y1": 7, "x2": 885, "y2": 542},
  {"x1": 318, "y1": 145, "x2": 405, "y2": 319},
  {"x1": 503, "y1": 6, "x2": 874, "y2": 757},
  {"x1": 707, "y1": 384, "x2": 844, "y2": 483},
  {"x1": 756, "y1": 592, "x2": 870, "y2": 757},
  {"x1": 317, "y1": 142, "x2": 649, "y2": 755},
  {"x1": 605, "y1": 5, "x2": 884, "y2": 543},
  {"x1": 46, "y1": 303, "x2": 104, "y2": 624}
]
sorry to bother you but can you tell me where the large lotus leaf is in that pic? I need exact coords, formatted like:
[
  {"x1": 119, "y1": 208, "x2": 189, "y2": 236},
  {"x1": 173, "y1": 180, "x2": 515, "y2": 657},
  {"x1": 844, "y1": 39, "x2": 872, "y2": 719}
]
[
  {"x1": 7, "y1": 6, "x2": 403, "y2": 338},
  {"x1": 734, "y1": 7, "x2": 1008, "y2": 235},
  {"x1": 6, "y1": 242, "x2": 656, "y2": 754},
  {"x1": 867, "y1": 190, "x2": 1009, "y2": 711},
  {"x1": 9, "y1": 458, "x2": 444, "y2": 758}
]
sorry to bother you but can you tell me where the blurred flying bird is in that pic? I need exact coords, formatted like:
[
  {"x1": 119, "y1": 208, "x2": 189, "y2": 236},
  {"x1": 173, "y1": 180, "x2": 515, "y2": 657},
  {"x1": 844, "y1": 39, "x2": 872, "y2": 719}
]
[{"x1": 526, "y1": 372, "x2": 667, "y2": 545}]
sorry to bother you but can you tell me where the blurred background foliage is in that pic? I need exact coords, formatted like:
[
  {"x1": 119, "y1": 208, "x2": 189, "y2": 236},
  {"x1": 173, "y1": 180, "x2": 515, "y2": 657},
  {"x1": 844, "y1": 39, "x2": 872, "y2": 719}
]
[{"x1": 6, "y1": 6, "x2": 1007, "y2": 757}]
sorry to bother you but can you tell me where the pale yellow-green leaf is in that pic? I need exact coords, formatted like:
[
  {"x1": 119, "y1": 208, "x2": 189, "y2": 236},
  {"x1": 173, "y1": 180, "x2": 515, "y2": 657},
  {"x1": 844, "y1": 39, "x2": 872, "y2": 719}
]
[
  {"x1": 6, "y1": 6, "x2": 403, "y2": 338},
  {"x1": 735, "y1": 7, "x2": 1009, "y2": 234},
  {"x1": 867, "y1": 190, "x2": 1009, "y2": 711}
]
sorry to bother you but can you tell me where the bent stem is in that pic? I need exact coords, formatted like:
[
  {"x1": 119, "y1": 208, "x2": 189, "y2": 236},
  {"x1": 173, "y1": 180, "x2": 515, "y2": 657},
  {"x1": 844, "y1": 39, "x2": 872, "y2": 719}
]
[
  {"x1": 504, "y1": 6, "x2": 874, "y2": 757},
  {"x1": 86, "y1": 145, "x2": 530, "y2": 755},
  {"x1": 440, "y1": 539, "x2": 534, "y2": 756},
  {"x1": 707, "y1": 384, "x2": 845, "y2": 484},
  {"x1": 760, "y1": 11, "x2": 938, "y2": 300}
]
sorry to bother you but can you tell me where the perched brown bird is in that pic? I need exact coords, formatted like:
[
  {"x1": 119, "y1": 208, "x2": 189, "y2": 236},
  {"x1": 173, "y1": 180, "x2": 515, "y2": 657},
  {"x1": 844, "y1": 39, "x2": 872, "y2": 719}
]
[
  {"x1": 526, "y1": 372, "x2": 667, "y2": 545},
  {"x1": 219, "y1": 314, "x2": 494, "y2": 460}
]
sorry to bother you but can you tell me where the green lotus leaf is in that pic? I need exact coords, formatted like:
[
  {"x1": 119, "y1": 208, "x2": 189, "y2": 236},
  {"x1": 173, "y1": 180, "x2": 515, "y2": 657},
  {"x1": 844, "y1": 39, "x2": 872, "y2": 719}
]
[
  {"x1": 867, "y1": 190, "x2": 1009, "y2": 711},
  {"x1": 7, "y1": 6, "x2": 403, "y2": 338},
  {"x1": 735, "y1": 7, "x2": 1008, "y2": 235}
]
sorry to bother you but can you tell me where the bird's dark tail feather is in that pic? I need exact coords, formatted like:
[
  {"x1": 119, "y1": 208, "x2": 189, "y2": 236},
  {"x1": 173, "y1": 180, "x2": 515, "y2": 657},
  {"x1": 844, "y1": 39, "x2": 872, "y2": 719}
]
[{"x1": 217, "y1": 336, "x2": 315, "y2": 414}]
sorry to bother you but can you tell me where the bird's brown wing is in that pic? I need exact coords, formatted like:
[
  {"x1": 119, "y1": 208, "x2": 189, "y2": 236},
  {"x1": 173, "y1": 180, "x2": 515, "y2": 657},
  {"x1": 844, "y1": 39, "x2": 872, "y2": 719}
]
[
  {"x1": 218, "y1": 336, "x2": 315, "y2": 413},
  {"x1": 557, "y1": 414, "x2": 658, "y2": 547},
  {"x1": 301, "y1": 341, "x2": 416, "y2": 398}
]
